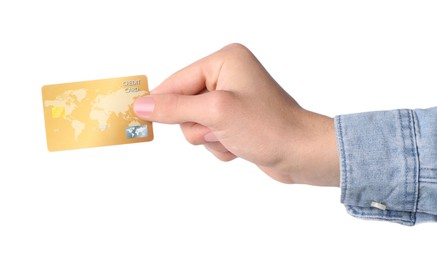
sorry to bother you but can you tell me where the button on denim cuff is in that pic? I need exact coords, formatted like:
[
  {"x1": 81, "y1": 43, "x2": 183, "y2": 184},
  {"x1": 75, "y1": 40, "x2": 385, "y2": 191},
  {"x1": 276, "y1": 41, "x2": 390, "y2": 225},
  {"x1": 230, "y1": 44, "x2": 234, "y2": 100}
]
[{"x1": 335, "y1": 107, "x2": 437, "y2": 225}]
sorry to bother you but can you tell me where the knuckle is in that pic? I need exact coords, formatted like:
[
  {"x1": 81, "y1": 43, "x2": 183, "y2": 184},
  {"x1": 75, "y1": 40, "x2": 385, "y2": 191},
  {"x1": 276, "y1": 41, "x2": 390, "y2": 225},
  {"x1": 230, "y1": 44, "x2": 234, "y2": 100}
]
[
  {"x1": 223, "y1": 43, "x2": 251, "y2": 55},
  {"x1": 221, "y1": 43, "x2": 256, "y2": 61},
  {"x1": 206, "y1": 91, "x2": 235, "y2": 124}
]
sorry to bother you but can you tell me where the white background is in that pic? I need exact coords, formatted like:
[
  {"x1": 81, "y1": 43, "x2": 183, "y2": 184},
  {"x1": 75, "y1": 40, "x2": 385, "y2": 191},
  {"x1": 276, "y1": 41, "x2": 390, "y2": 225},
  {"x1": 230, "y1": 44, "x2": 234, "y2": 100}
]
[{"x1": 1, "y1": 0, "x2": 436, "y2": 259}]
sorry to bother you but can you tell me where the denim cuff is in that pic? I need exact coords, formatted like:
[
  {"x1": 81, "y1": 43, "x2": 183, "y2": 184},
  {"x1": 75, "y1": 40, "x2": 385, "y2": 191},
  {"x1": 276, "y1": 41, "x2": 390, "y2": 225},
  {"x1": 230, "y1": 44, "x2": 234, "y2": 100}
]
[{"x1": 335, "y1": 109, "x2": 421, "y2": 225}]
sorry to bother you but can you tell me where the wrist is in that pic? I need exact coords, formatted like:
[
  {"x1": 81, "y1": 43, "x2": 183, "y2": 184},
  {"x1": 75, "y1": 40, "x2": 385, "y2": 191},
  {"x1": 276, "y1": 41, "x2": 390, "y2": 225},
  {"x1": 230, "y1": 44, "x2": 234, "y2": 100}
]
[
  {"x1": 308, "y1": 113, "x2": 340, "y2": 186},
  {"x1": 266, "y1": 110, "x2": 340, "y2": 186}
]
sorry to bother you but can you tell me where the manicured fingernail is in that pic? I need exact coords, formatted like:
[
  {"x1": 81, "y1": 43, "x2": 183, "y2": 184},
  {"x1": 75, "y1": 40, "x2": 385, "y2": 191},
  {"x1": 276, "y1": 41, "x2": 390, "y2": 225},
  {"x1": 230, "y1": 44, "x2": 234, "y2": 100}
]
[
  {"x1": 204, "y1": 132, "x2": 219, "y2": 142},
  {"x1": 134, "y1": 96, "x2": 155, "y2": 119}
]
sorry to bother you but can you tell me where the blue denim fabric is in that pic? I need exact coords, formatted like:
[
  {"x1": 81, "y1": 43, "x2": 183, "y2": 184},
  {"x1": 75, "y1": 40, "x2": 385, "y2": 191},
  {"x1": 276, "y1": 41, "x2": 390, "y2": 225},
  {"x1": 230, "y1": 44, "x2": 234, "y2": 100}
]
[{"x1": 335, "y1": 107, "x2": 437, "y2": 225}]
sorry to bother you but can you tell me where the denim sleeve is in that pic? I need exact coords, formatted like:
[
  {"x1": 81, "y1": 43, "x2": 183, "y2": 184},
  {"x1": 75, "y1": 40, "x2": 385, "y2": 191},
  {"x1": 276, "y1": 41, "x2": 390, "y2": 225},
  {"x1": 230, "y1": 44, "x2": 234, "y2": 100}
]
[{"x1": 335, "y1": 107, "x2": 437, "y2": 225}]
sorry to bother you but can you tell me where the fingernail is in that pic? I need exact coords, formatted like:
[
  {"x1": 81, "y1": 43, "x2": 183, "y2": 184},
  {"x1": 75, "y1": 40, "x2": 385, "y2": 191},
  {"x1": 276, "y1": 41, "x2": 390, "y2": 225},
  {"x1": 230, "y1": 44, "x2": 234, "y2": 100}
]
[
  {"x1": 204, "y1": 132, "x2": 219, "y2": 142},
  {"x1": 134, "y1": 96, "x2": 155, "y2": 119}
]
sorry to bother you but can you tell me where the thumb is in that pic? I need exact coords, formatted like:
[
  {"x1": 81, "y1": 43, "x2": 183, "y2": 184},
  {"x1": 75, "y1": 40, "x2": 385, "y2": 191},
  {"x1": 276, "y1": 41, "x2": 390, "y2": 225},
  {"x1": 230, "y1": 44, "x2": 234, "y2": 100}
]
[{"x1": 134, "y1": 93, "x2": 215, "y2": 125}]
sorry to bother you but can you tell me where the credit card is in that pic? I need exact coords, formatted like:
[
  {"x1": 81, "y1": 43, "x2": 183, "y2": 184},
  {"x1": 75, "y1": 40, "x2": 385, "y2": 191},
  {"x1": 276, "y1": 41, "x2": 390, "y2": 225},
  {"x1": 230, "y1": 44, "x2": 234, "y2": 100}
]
[{"x1": 42, "y1": 75, "x2": 153, "y2": 151}]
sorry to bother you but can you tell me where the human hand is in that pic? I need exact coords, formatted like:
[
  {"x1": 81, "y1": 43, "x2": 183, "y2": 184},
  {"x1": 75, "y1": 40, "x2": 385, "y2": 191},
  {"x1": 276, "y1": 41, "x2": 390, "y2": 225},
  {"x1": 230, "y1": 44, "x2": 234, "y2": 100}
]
[{"x1": 134, "y1": 43, "x2": 340, "y2": 186}]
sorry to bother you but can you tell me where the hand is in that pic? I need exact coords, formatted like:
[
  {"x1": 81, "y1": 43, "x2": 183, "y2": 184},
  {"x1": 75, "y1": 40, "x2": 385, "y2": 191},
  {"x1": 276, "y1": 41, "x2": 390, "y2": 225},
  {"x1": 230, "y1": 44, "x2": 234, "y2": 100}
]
[{"x1": 134, "y1": 43, "x2": 340, "y2": 186}]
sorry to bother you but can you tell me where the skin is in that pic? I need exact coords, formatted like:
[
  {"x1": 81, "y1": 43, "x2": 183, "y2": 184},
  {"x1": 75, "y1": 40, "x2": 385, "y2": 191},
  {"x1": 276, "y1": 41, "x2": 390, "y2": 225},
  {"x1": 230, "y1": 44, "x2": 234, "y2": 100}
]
[{"x1": 134, "y1": 43, "x2": 340, "y2": 187}]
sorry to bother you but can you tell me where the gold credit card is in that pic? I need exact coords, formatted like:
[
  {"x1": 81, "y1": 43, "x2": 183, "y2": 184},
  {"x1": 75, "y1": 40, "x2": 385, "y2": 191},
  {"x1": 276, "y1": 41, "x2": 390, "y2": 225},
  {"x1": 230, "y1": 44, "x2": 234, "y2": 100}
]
[{"x1": 42, "y1": 75, "x2": 153, "y2": 151}]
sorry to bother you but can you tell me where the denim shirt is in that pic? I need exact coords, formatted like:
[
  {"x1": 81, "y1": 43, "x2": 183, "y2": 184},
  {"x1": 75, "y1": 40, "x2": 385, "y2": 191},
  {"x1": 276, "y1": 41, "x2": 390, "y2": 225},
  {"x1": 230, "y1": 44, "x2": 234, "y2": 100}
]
[{"x1": 335, "y1": 107, "x2": 437, "y2": 225}]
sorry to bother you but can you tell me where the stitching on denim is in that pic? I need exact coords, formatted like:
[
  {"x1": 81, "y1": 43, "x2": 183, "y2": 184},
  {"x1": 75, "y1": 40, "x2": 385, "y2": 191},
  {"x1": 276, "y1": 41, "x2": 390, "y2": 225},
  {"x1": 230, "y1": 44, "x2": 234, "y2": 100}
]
[
  {"x1": 409, "y1": 110, "x2": 419, "y2": 221},
  {"x1": 419, "y1": 176, "x2": 437, "y2": 180},
  {"x1": 351, "y1": 213, "x2": 406, "y2": 221},
  {"x1": 336, "y1": 116, "x2": 348, "y2": 203},
  {"x1": 350, "y1": 213, "x2": 412, "y2": 225},
  {"x1": 419, "y1": 179, "x2": 437, "y2": 184},
  {"x1": 398, "y1": 110, "x2": 409, "y2": 211},
  {"x1": 420, "y1": 167, "x2": 437, "y2": 171},
  {"x1": 347, "y1": 206, "x2": 414, "y2": 225},
  {"x1": 420, "y1": 176, "x2": 437, "y2": 180},
  {"x1": 399, "y1": 110, "x2": 417, "y2": 223},
  {"x1": 418, "y1": 168, "x2": 437, "y2": 180}
]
